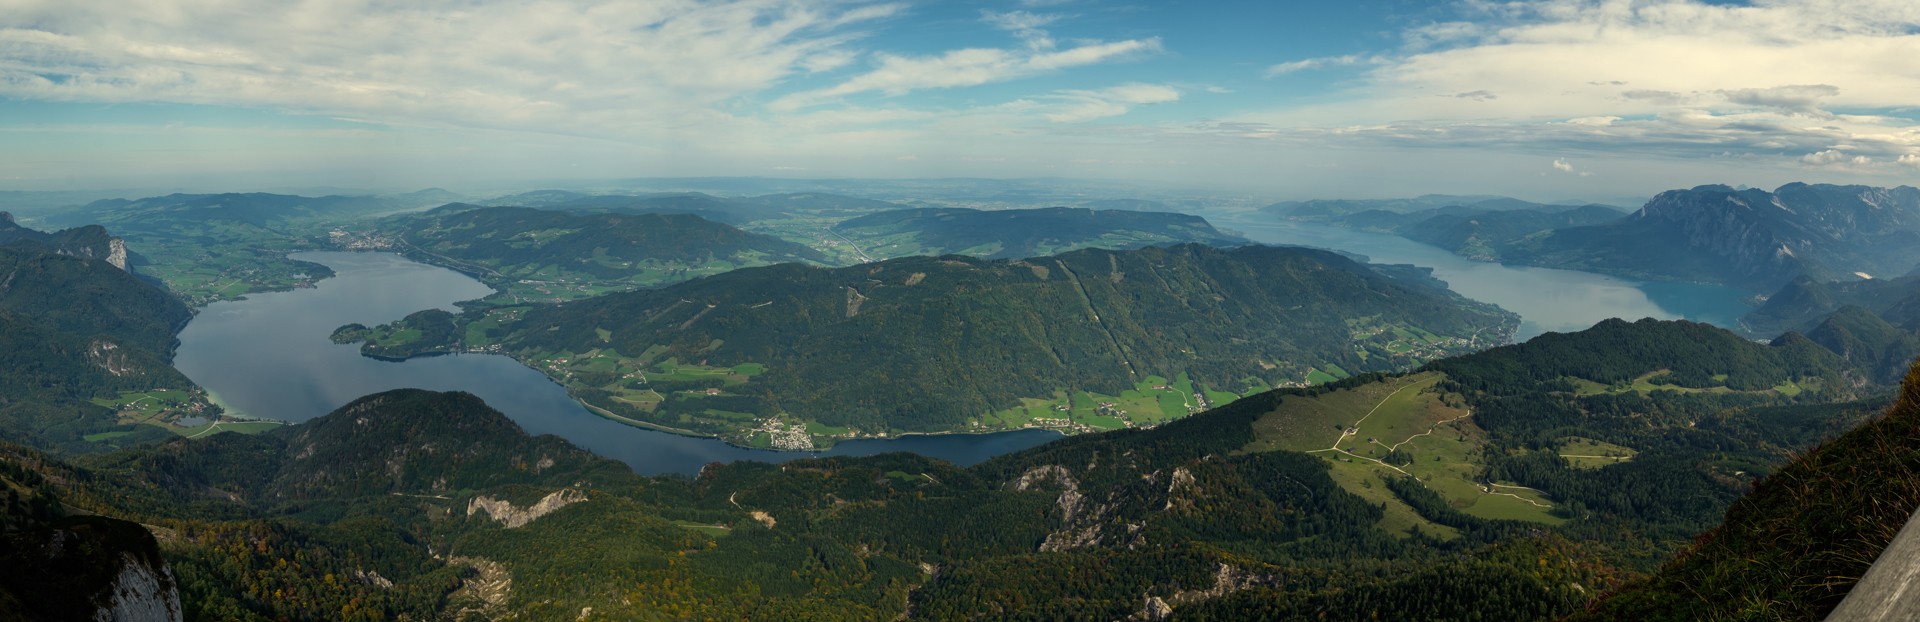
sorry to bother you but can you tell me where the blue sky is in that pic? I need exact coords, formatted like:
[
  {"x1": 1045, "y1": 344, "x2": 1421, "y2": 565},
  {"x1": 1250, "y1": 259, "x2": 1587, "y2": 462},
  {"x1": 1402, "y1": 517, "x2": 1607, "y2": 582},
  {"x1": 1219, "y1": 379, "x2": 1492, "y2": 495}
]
[{"x1": 2, "y1": 0, "x2": 1918, "y2": 200}]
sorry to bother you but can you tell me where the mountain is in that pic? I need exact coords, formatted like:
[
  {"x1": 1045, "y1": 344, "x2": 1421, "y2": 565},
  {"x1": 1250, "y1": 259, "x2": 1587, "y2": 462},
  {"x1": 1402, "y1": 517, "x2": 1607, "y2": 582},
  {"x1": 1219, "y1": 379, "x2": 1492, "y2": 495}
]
[
  {"x1": 0, "y1": 234, "x2": 199, "y2": 451},
  {"x1": 1503, "y1": 183, "x2": 1920, "y2": 291},
  {"x1": 0, "y1": 212, "x2": 130, "y2": 270},
  {"x1": 351, "y1": 243, "x2": 1519, "y2": 445},
  {"x1": 1744, "y1": 274, "x2": 1920, "y2": 336},
  {"x1": 15, "y1": 318, "x2": 1897, "y2": 620},
  {"x1": 367, "y1": 205, "x2": 828, "y2": 301},
  {"x1": 0, "y1": 448, "x2": 182, "y2": 622},
  {"x1": 47, "y1": 192, "x2": 408, "y2": 232},
  {"x1": 829, "y1": 206, "x2": 1247, "y2": 260},
  {"x1": 1572, "y1": 361, "x2": 1920, "y2": 620},
  {"x1": 1396, "y1": 204, "x2": 1626, "y2": 260},
  {"x1": 33, "y1": 192, "x2": 435, "y2": 305},
  {"x1": 480, "y1": 191, "x2": 907, "y2": 224},
  {"x1": 1804, "y1": 306, "x2": 1920, "y2": 385}
]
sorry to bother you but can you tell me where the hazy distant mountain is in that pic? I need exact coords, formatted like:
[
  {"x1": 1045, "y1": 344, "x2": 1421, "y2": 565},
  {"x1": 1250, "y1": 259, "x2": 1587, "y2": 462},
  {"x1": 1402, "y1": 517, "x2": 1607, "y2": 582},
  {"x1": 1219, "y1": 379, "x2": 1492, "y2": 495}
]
[
  {"x1": 1079, "y1": 198, "x2": 1171, "y2": 211},
  {"x1": 47, "y1": 192, "x2": 407, "y2": 231},
  {"x1": 1265, "y1": 194, "x2": 1553, "y2": 219},
  {"x1": 1397, "y1": 204, "x2": 1627, "y2": 260},
  {"x1": 482, "y1": 190, "x2": 907, "y2": 224},
  {"x1": 831, "y1": 206, "x2": 1246, "y2": 260},
  {"x1": 1505, "y1": 183, "x2": 1920, "y2": 291},
  {"x1": 374, "y1": 205, "x2": 828, "y2": 295}
]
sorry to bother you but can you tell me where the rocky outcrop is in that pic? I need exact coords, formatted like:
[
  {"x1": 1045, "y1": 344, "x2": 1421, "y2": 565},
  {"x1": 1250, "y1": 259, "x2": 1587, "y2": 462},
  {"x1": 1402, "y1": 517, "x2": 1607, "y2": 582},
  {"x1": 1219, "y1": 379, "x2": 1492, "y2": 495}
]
[
  {"x1": 1, "y1": 516, "x2": 182, "y2": 622},
  {"x1": 92, "y1": 551, "x2": 183, "y2": 622},
  {"x1": 467, "y1": 488, "x2": 587, "y2": 528}
]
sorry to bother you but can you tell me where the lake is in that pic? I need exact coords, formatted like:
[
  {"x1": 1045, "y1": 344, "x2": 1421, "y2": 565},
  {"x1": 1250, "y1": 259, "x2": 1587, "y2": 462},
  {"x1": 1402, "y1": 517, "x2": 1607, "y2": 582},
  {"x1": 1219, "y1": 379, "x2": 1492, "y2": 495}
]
[
  {"x1": 1220, "y1": 218, "x2": 1755, "y2": 340},
  {"x1": 172, "y1": 251, "x2": 1061, "y2": 475}
]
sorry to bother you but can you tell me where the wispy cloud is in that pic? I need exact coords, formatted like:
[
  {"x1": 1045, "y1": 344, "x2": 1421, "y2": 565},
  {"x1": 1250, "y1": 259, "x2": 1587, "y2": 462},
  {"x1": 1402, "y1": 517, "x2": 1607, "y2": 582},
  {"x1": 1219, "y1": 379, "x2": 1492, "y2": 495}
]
[
  {"x1": 1226, "y1": 0, "x2": 1920, "y2": 176},
  {"x1": 773, "y1": 9, "x2": 1161, "y2": 109},
  {"x1": 0, "y1": 0, "x2": 902, "y2": 144},
  {"x1": 1265, "y1": 54, "x2": 1379, "y2": 77},
  {"x1": 1041, "y1": 83, "x2": 1179, "y2": 123}
]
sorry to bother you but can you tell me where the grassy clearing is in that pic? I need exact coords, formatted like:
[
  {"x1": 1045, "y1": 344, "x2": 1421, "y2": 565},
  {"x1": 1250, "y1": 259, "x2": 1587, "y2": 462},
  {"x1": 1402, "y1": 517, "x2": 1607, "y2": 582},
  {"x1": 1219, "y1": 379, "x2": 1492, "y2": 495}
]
[
  {"x1": 1569, "y1": 370, "x2": 1810, "y2": 398},
  {"x1": 1243, "y1": 372, "x2": 1563, "y2": 525},
  {"x1": 671, "y1": 520, "x2": 733, "y2": 537},
  {"x1": 1322, "y1": 458, "x2": 1460, "y2": 540},
  {"x1": 976, "y1": 372, "x2": 1246, "y2": 434},
  {"x1": 1559, "y1": 437, "x2": 1637, "y2": 469}
]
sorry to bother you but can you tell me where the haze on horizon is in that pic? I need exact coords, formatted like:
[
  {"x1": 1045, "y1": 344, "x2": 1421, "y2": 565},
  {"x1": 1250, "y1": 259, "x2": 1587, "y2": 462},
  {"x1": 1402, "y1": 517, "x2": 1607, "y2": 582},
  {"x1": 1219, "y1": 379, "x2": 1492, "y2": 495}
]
[{"x1": 3, "y1": 0, "x2": 1919, "y2": 201}]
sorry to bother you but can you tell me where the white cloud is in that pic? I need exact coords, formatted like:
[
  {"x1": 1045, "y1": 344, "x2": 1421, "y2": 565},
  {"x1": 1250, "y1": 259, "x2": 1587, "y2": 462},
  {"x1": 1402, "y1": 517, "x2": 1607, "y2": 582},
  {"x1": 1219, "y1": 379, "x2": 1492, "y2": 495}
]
[
  {"x1": 1043, "y1": 83, "x2": 1179, "y2": 123},
  {"x1": 1902, "y1": 154, "x2": 1920, "y2": 168},
  {"x1": 1265, "y1": 54, "x2": 1378, "y2": 77},
  {"x1": 0, "y1": 0, "x2": 903, "y2": 145},
  {"x1": 1223, "y1": 0, "x2": 1920, "y2": 178},
  {"x1": 775, "y1": 37, "x2": 1161, "y2": 108},
  {"x1": 1552, "y1": 158, "x2": 1574, "y2": 172}
]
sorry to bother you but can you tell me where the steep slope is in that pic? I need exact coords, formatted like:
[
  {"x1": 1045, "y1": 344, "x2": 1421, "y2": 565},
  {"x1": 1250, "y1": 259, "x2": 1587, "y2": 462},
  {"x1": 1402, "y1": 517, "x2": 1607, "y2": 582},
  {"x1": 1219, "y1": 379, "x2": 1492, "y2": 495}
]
[
  {"x1": 431, "y1": 243, "x2": 1521, "y2": 443},
  {"x1": 829, "y1": 206, "x2": 1247, "y2": 260},
  {"x1": 0, "y1": 238, "x2": 199, "y2": 451},
  {"x1": 1571, "y1": 361, "x2": 1920, "y2": 621},
  {"x1": 0, "y1": 213, "x2": 130, "y2": 270},
  {"x1": 1804, "y1": 306, "x2": 1920, "y2": 385},
  {"x1": 1744, "y1": 274, "x2": 1920, "y2": 336},
  {"x1": 1508, "y1": 183, "x2": 1920, "y2": 291},
  {"x1": 266, "y1": 390, "x2": 629, "y2": 502},
  {"x1": 371, "y1": 205, "x2": 827, "y2": 301}
]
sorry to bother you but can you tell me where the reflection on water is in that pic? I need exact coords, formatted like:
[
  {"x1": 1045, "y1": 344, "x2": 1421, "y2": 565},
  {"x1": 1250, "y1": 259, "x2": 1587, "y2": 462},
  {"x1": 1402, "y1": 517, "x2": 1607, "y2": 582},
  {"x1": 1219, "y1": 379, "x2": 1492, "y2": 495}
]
[
  {"x1": 173, "y1": 252, "x2": 1059, "y2": 475},
  {"x1": 1221, "y1": 218, "x2": 1754, "y2": 340}
]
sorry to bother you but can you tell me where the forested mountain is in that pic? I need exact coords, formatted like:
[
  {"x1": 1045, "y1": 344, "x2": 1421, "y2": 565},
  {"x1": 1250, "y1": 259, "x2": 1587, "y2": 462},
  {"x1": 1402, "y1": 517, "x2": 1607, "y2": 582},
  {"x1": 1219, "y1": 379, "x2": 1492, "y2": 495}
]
[
  {"x1": 367, "y1": 205, "x2": 828, "y2": 301},
  {"x1": 0, "y1": 447, "x2": 182, "y2": 621},
  {"x1": 440, "y1": 243, "x2": 1518, "y2": 443},
  {"x1": 0, "y1": 233, "x2": 198, "y2": 451},
  {"x1": 829, "y1": 206, "x2": 1247, "y2": 260},
  {"x1": 1321, "y1": 204, "x2": 1625, "y2": 260},
  {"x1": 1395, "y1": 204, "x2": 1625, "y2": 260},
  {"x1": 1574, "y1": 363, "x2": 1920, "y2": 620},
  {"x1": 6, "y1": 318, "x2": 1905, "y2": 620},
  {"x1": 1744, "y1": 273, "x2": 1920, "y2": 336},
  {"x1": 1498, "y1": 183, "x2": 1920, "y2": 291},
  {"x1": 0, "y1": 212, "x2": 130, "y2": 269},
  {"x1": 480, "y1": 190, "x2": 909, "y2": 224}
]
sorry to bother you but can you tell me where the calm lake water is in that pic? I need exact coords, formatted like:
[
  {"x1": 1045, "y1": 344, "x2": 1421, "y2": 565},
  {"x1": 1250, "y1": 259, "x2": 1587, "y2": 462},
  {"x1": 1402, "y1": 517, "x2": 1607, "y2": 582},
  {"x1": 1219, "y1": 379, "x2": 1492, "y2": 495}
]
[
  {"x1": 1220, "y1": 218, "x2": 1755, "y2": 340},
  {"x1": 173, "y1": 251, "x2": 1061, "y2": 475}
]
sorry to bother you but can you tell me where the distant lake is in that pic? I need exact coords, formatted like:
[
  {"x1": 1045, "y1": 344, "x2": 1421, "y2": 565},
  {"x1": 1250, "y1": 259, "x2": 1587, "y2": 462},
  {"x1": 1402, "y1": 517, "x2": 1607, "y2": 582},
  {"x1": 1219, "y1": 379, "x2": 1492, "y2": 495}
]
[
  {"x1": 172, "y1": 251, "x2": 1060, "y2": 475},
  {"x1": 1220, "y1": 218, "x2": 1755, "y2": 340}
]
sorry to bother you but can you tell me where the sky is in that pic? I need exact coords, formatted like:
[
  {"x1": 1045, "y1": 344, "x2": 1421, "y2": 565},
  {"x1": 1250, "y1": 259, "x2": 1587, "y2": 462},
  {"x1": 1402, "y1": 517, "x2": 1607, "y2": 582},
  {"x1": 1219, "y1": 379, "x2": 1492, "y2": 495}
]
[{"x1": 2, "y1": 0, "x2": 1918, "y2": 200}]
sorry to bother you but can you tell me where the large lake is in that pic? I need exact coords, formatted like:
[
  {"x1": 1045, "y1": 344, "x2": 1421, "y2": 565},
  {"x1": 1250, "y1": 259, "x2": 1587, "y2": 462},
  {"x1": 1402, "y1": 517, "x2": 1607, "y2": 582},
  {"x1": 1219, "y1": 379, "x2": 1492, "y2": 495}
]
[
  {"x1": 1220, "y1": 218, "x2": 1755, "y2": 340},
  {"x1": 172, "y1": 251, "x2": 1061, "y2": 475}
]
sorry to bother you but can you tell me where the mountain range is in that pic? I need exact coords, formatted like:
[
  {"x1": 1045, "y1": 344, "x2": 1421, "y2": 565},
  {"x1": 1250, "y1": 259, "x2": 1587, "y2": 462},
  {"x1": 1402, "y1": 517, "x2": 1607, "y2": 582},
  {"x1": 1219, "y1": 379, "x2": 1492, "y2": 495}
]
[
  {"x1": 367, "y1": 204, "x2": 828, "y2": 300},
  {"x1": 830, "y1": 206, "x2": 1247, "y2": 260},
  {"x1": 4, "y1": 314, "x2": 1907, "y2": 620}
]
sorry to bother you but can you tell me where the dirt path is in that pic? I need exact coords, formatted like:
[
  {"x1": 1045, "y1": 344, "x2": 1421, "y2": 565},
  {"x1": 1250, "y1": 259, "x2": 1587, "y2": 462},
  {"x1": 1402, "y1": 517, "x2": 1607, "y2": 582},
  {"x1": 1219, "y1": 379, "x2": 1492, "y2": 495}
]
[{"x1": 1325, "y1": 379, "x2": 1425, "y2": 450}]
